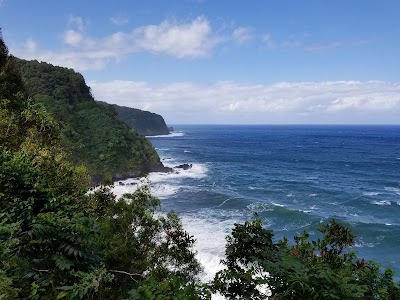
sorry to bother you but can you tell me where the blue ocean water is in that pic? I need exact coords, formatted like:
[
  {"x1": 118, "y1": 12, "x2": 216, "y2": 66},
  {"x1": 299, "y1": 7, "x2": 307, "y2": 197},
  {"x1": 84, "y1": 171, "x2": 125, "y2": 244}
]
[{"x1": 145, "y1": 125, "x2": 400, "y2": 280}]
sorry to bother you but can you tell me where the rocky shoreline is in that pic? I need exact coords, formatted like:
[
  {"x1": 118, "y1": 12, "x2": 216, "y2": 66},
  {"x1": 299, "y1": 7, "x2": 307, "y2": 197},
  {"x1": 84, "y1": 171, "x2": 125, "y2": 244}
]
[{"x1": 91, "y1": 162, "x2": 193, "y2": 186}]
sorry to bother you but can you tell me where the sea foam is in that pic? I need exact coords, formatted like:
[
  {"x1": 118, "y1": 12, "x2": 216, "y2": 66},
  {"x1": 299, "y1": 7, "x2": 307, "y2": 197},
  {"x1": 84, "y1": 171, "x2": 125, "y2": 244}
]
[
  {"x1": 363, "y1": 191, "x2": 380, "y2": 196},
  {"x1": 371, "y1": 200, "x2": 392, "y2": 206},
  {"x1": 147, "y1": 131, "x2": 185, "y2": 138}
]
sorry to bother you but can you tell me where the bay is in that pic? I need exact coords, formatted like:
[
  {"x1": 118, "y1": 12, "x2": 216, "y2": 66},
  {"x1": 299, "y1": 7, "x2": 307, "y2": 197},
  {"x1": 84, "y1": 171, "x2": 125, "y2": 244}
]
[{"x1": 118, "y1": 125, "x2": 400, "y2": 282}]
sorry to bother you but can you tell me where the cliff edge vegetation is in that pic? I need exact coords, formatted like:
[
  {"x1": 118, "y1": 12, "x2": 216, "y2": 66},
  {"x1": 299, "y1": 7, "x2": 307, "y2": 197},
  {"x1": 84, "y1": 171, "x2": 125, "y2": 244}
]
[{"x1": 14, "y1": 58, "x2": 164, "y2": 182}]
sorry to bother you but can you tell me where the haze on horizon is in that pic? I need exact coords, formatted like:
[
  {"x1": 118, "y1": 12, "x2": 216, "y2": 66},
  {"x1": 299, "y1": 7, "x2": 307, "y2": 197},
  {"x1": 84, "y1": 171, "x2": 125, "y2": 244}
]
[{"x1": 1, "y1": 0, "x2": 399, "y2": 125}]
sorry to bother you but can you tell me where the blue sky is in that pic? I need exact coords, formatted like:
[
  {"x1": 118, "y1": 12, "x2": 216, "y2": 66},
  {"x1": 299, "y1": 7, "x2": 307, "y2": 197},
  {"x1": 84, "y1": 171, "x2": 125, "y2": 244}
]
[{"x1": 1, "y1": 0, "x2": 400, "y2": 124}]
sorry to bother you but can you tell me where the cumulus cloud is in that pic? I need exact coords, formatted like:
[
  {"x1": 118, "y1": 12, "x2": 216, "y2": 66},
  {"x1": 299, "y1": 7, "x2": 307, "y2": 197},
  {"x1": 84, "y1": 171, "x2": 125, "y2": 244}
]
[
  {"x1": 12, "y1": 16, "x2": 220, "y2": 71},
  {"x1": 88, "y1": 80, "x2": 400, "y2": 124},
  {"x1": 134, "y1": 17, "x2": 218, "y2": 58}
]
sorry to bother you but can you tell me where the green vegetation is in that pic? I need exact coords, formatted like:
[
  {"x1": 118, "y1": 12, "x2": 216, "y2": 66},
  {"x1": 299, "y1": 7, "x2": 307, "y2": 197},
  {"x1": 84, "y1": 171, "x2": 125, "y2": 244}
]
[
  {"x1": 0, "y1": 32, "x2": 206, "y2": 299},
  {"x1": 98, "y1": 101, "x2": 170, "y2": 136},
  {"x1": 1, "y1": 31, "x2": 399, "y2": 299},
  {"x1": 14, "y1": 58, "x2": 162, "y2": 183},
  {"x1": 213, "y1": 217, "x2": 400, "y2": 299}
]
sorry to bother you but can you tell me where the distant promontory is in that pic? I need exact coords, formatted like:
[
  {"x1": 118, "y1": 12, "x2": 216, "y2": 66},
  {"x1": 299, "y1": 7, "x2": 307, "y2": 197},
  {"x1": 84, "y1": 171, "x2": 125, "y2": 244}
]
[{"x1": 98, "y1": 102, "x2": 170, "y2": 136}]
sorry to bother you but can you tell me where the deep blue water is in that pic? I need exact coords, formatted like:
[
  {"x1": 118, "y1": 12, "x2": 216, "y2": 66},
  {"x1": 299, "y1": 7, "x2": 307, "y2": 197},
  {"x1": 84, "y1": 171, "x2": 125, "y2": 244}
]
[{"x1": 147, "y1": 125, "x2": 400, "y2": 278}]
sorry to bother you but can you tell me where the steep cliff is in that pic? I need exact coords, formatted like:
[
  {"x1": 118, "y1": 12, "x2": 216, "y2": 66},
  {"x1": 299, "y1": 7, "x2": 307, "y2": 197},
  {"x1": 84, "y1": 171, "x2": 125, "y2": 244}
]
[
  {"x1": 98, "y1": 102, "x2": 170, "y2": 136},
  {"x1": 15, "y1": 59, "x2": 166, "y2": 182}
]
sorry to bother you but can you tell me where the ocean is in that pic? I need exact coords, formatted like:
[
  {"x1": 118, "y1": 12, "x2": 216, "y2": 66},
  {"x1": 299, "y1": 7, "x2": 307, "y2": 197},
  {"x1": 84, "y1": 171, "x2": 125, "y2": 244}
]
[{"x1": 113, "y1": 125, "x2": 400, "y2": 287}]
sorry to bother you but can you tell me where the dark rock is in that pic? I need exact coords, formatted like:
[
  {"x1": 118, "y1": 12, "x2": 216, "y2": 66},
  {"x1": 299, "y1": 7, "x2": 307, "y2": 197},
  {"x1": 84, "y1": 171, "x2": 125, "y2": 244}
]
[
  {"x1": 152, "y1": 162, "x2": 173, "y2": 173},
  {"x1": 90, "y1": 161, "x2": 172, "y2": 186},
  {"x1": 175, "y1": 163, "x2": 192, "y2": 170}
]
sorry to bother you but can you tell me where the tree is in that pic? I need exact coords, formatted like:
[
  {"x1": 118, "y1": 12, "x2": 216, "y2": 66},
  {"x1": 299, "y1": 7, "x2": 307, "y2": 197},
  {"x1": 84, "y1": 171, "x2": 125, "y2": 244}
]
[
  {"x1": 0, "y1": 29, "x2": 26, "y2": 107},
  {"x1": 84, "y1": 184, "x2": 206, "y2": 299},
  {"x1": 0, "y1": 28, "x2": 9, "y2": 68},
  {"x1": 213, "y1": 217, "x2": 400, "y2": 300}
]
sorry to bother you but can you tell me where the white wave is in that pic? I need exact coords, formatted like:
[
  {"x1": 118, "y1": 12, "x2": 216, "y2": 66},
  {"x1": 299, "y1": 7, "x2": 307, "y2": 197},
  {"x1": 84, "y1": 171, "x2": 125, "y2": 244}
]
[
  {"x1": 363, "y1": 191, "x2": 380, "y2": 196},
  {"x1": 309, "y1": 193, "x2": 318, "y2": 197},
  {"x1": 271, "y1": 201, "x2": 286, "y2": 207},
  {"x1": 147, "y1": 131, "x2": 185, "y2": 138},
  {"x1": 384, "y1": 187, "x2": 400, "y2": 195},
  {"x1": 150, "y1": 183, "x2": 180, "y2": 198},
  {"x1": 371, "y1": 200, "x2": 392, "y2": 206},
  {"x1": 247, "y1": 202, "x2": 273, "y2": 212},
  {"x1": 286, "y1": 193, "x2": 294, "y2": 197},
  {"x1": 110, "y1": 177, "x2": 172, "y2": 199},
  {"x1": 180, "y1": 214, "x2": 237, "y2": 283},
  {"x1": 111, "y1": 177, "x2": 178, "y2": 199},
  {"x1": 149, "y1": 163, "x2": 208, "y2": 182},
  {"x1": 111, "y1": 163, "x2": 207, "y2": 199},
  {"x1": 111, "y1": 178, "x2": 142, "y2": 199},
  {"x1": 354, "y1": 239, "x2": 379, "y2": 248},
  {"x1": 184, "y1": 150, "x2": 192, "y2": 153}
]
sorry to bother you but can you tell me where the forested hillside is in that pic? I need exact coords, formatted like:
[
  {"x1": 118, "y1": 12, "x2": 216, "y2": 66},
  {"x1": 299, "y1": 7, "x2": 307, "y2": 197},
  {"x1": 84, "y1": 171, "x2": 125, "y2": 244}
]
[
  {"x1": 14, "y1": 59, "x2": 164, "y2": 182},
  {"x1": 0, "y1": 31, "x2": 208, "y2": 300},
  {"x1": 98, "y1": 101, "x2": 170, "y2": 136}
]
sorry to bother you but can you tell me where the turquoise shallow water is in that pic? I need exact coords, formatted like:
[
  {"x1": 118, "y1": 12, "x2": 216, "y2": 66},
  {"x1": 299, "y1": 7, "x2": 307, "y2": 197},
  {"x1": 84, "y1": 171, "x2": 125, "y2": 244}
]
[{"x1": 146, "y1": 125, "x2": 400, "y2": 278}]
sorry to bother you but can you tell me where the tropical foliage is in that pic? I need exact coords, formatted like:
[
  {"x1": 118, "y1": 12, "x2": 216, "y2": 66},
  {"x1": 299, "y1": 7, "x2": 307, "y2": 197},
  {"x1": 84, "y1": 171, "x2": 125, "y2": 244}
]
[
  {"x1": 213, "y1": 217, "x2": 400, "y2": 299},
  {"x1": 14, "y1": 58, "x2": 162, "y2": 183},
  {"x1": 0, "y1": 32, "x2": 205, "y2": 300},
  {"x1": 1, "y1": 30, "x2": 399, "y2": 300}
]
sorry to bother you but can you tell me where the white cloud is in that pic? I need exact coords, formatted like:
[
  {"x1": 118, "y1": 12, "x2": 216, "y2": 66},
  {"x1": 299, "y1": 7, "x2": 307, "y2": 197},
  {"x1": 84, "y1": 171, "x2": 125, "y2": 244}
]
[
  {"x1": 12, "y1": 16, "x2": 220, "y2": 71},
  {"x1": 63, "y1": 29, "x2": 84, "y2": 47},
  {"x1": 232, "y1": 27, "x2": 253, "y2": 44},
  {"x1": 89, "y1": 80, "x2": 400, "y2": 124},
  {"x1": 134, "y1": 16, "x2": 218, "y2": 58}
]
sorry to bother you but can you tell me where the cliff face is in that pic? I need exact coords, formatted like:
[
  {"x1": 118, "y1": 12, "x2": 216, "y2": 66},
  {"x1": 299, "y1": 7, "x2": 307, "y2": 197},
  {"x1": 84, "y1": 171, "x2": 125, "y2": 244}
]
[
  {"x1": 98, "y1": 102, "x2": 170, "y2": 136},
  {"x1": 15, "y1": 59, "x2": 165, "y2": 182}
]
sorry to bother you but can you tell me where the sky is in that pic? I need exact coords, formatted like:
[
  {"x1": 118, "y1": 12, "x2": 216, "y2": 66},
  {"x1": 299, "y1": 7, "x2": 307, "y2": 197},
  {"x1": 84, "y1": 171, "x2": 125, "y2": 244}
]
[{"x1": 1, "y1": 0, "x2": 400, "y2": 124}]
